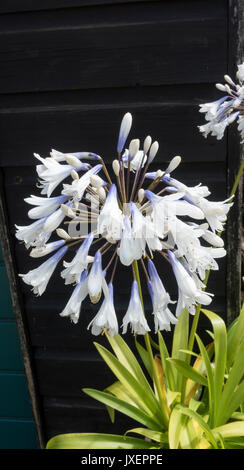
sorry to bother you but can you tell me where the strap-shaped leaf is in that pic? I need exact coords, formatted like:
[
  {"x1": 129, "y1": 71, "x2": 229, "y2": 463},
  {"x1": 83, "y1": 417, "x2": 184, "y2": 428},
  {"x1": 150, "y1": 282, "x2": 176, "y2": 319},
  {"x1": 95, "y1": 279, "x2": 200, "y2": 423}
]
[
  {"x1": 172, "y1": 308, "x2": 189, "y2": 393},
  {"x1": 167, "y1": 358, "x2": 208, "y2": 387},
  {"x1": 94, "y1": 342, "x2": 163, "y2": 424},
  {"x1": 201, "y1": 309, "x2": 227, "y2": 425},
  {"x1": 106, "y1": 334, "x2": 156, "y2": 400},
  {"x1": 46, "y1": 432, "x2": 161, "y2": 449},
  {"x1": 125, "y1": 427, "x2": 168, "y2": 444},
  {"x1": 227, "y1": 303, "x2": 244, "y2": 369},
  {"x1": 83, "y1": 388, "x2": 161, "y2": 430},
  {"x1": 175, "y1": 405, "x2": 218, "y2": 449}
]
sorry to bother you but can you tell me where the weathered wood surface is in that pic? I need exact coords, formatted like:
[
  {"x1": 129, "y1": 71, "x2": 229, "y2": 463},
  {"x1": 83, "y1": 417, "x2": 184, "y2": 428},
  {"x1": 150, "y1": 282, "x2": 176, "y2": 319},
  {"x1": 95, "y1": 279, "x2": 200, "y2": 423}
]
[{"x1": 0, "y1": 0, "x2": 241, "y2": 445}]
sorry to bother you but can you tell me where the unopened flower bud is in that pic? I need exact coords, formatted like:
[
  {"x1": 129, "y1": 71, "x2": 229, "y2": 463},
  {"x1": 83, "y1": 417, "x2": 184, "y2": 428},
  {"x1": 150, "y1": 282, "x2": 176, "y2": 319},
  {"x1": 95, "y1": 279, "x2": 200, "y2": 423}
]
[
  {"x1": 156, "y1": 169, "x2": 163, "y2": 179},
  {"x1": 90, "y1": 174, "x2": 104, "y2": 188},
  {"x1": 129, "y1": 139, "x2": 140, "y2": 159},
  {"x1": 61, "y1": 204, "x2": 76, "y2": 218},
  {"x1": 143, "y1": 136, "x2": 152, "y2": 154},
  {"x1": 98, "y1": 186, "x2": 106, "y2": 201},
  {"x1": 117, "y1": 112, "x2": 132, "y2": 153},
  {"x1": 138, "y1": 188, "x2": 145, "y2": 203},
  {"x1": 215, "y1": 83, "x2": 226, "y2": 92},
  {"x1": 166, "y1": 155, "x2": 181, "y2": 174},
  {"x1": 65, "y1": 154, "x2": 83, "y2": 169},
  {"x1": 56, "y1": 228, "x2": 71, "y2": 240},
  {"x1": 112, "y1": 159, "x2": 120, "y2": 176},
  {"x1": 71, "y1": 169, "x2": 79, "y2": 180},
  {"x1": 148, "y1": 141, "x2": 159, "y2": 163},
  {"x1": 224, "y1": 74, "x2": 235, "y2": 86}
]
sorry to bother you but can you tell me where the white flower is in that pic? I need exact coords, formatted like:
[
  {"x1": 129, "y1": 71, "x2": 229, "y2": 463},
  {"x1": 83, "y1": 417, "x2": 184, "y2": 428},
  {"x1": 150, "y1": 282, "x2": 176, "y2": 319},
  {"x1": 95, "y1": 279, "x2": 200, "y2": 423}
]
[
  {"x1": 87, "y1": 250, "x2": 105, "y2": 303},
  {"x1": 197, "y1": 196, "x2": 234, "y2": 233},
  {"x1": 30, "y1": 239, "x2": 65, "y2": 258},
  {"x1": 62, "y1": 164, "x2": 102, "y2": 206},
  {"x1": 42, "y1": 203, "x2": 72, "y2": 233},
  {"x1": 24, "y1": 194, "x2": 69, "y2": 219},
  {"x1": 147, "y1": 260, "x2": 177, "y2": 332},
  {"x1": 61, "y1": 232, "x2": 94, "y2": 285},
  {"x1": 199, "y1": 96, "x2": 228, "y2": 121},
  {"x1": 97, "y1": 184, "x2": 123, "y2": 242},
  {"x1": 88, "y1": 283, "x2": 118, "y2": 337},
  {"x1": 19, "y1": 245, "x2": 67, "y2": 296},
  {"x1": 34, "y1": 153, "x2": 90, "y2": 197},
  {"x1": 15, "y1": 217, "x2": 49, "y2": 248},
  {"x1": 122, "y1": 149, "x2": 147, "y2": 172},
  {"x1": 168, "y1": 250, "x2": 213, "y2": 316},
  {"x1": 130, "y1": 201, "x2": 161, "y2": 253},
  {"x1": 119, "y1": 215, "x2": 142, "y2": 266},
  {"x1": 122, "y1": 280, "x2": 150, "y2": 335},
  {"x1": 60, "y1": 270, "x2": 89, "y2": 323}
]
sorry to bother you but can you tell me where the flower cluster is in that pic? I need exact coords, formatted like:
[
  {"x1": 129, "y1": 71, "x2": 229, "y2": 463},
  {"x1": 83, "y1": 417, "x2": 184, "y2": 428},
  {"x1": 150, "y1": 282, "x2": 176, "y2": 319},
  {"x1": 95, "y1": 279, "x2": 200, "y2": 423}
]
[
  {"x1": 15, "y1": 113, "x2": 233, "y2": 336},
  {"x1": 198, "y1": 62, "x2": 244, "y2": 141}
]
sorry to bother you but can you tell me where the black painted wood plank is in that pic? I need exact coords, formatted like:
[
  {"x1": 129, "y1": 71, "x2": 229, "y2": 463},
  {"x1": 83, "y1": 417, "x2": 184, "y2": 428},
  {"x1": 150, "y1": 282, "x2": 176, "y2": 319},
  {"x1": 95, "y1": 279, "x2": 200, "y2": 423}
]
[
  {"x1": 0, "y1": 0, "x2": 151, "y2": 15},
  {"x1": 0, "y1": 2, "x2": 227, "y2": 93},
  {"x1": 0, "y1": 103, "x2": 226, "y2": 167}
]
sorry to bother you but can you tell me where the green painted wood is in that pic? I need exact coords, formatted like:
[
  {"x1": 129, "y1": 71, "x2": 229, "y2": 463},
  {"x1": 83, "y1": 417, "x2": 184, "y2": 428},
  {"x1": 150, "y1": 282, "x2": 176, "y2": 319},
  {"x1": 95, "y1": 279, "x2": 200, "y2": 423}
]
[
  {"x1": 0, "y1": 372, "x2": 34, "y2": 418},
  {"x1": 0, "y1": 322, "x2": 24, "y2": 371},
  {"x1": 0, "y1": 419, "x2": 38, "y2": 449},
  {"x1": 0, "y1": 265, "x2": 14, "y2": 319}
]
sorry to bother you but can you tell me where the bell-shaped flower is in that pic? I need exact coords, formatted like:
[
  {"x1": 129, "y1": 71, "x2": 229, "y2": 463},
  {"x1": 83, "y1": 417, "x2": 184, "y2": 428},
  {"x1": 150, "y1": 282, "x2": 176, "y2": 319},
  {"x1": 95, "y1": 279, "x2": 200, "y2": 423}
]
[
  {"x1": 117, "y1": 112, "x2": 132, "y2": 154},
  {"x1": 119, "y1": 215, "x2": 142, "y2": 266},
  {"x1": 15, "y1": 217, "x2": 50, "y2": 248},
  {"x1": 88, "y1": 283, "x2": 118, "y2": 337},
  {"x1": 30, "y1": 239, "x2": 66, "y2": 258},
  {"x1": 147, "y1": 260, "x2": 177, "y2": 332},
  {"x1": 42, "y1": 202, "x2": 72, "y2": 233},
  {"x1": 19, "y1": 245, "x2": 67, "y2": 296},
  {"x1": 34, "y1": 153, "x2": 90, "y2": 197},
  {"x1": 87, "y1": 250, "x2": 105, "y2": 303},
  {"x1": 130, "y1": 202, "x2": 161, "y2": 254},
  {"x1": 24, "y1": 194, "x2": 69, "y2": 219},
  {"x1": 168, "y1": 250, "x2": 213, "y2": 317},
  {"x1": 61, "y1": 232, "x2": 94, "y2": 285},
  {"x1": 201, "y1": 227, "x2": 224, "y2": 247},
  {"x1": 196, "y1": 196, "x2": 234, "y2": 233},
  {"x1": 60, "y1": 270, "x2": 89, "y2": 323},
  {"x1": 62, "y1": 164, "x2": 102, "y2": 207},
  {"x1": 122, "y1": 149, "x2": 147, "y2": 172},
  {"x1": 162, "y1": 175, "x2": 210, "y2": 205},
  {"x1": 122, "y1": 280, "x2": 150, "y2": 335},
  {"x1": 97, "y1": 184, "x2": 123, "y2": 243}
]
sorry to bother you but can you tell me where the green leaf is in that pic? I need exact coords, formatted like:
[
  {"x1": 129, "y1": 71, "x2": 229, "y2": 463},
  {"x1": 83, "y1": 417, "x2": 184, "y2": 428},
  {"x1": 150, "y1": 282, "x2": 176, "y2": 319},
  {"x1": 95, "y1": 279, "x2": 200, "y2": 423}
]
[
  {"x1": 94, "y1": 342, "x2": 163, "y2": 424},
  {"x1": 213, "y1": 421, "x2": 244, "y2": 440},
  {"x1": 201, "y1": 309, "x2": 227, "y2": 426},
  {"x1": 125, "y1": 427, "x2": 168, "y2": 444},
  {"x1": 158, "y1": 331, "x2": 176, "y2": 391},
  {"x1": 167, "y1": 358, "x2": 208, "y2": 387},
  {"x1": 46, "y1": 433, "x2": 161, "y2": 449},
  {"x1": 168, "y1": 406, "x2": 187, "y2": 449},
  {"x1": 83, "y1": 388, "x2": 161, "y2": 430},
  {"x1": 135, "y1": 338, "x2": 153, "y2": 379},
  {"x1": 227, "y1": 303, "x2": 244, "y2": 369},
  {"x1": 106, "y1": 334, "x2": 156, "y2": 401},
  {"x1": 172, "y1": 308, "x2": 189, "y2": 393},
  {"x1": 106, "y1": 381, "x2": 138, "y2": 407},
  {"x1": 175, "y1": 404, "x2": 218, "y2": 449},
  {"x1": 195, "y1": 334, "x2": 215, "y2": 425}
]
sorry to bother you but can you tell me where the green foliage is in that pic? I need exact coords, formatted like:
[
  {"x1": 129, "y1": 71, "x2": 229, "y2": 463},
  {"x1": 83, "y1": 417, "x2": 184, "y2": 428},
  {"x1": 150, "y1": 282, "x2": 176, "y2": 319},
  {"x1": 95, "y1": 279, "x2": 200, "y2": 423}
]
[{"x1": 47, "y1": 303, "x2": 244, "y2": 449}]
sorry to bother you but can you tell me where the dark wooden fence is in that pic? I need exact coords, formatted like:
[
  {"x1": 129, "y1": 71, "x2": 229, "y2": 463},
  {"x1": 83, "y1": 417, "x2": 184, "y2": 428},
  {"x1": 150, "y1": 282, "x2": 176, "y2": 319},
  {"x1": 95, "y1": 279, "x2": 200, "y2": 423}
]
[{"x1": 0, "y1": 0, "x2": 243, "y2": 447}]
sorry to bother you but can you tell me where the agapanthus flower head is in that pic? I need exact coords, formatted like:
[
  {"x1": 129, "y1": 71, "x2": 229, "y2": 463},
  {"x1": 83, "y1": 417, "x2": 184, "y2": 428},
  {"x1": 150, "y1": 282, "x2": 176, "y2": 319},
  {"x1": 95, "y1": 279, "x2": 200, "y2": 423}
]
[
  {"x1": 198, "y1": 61, "x2": 244, "y2": 141},
  {"x1": 15, "y1": 112, "x2": 231, "y2": 337}
]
